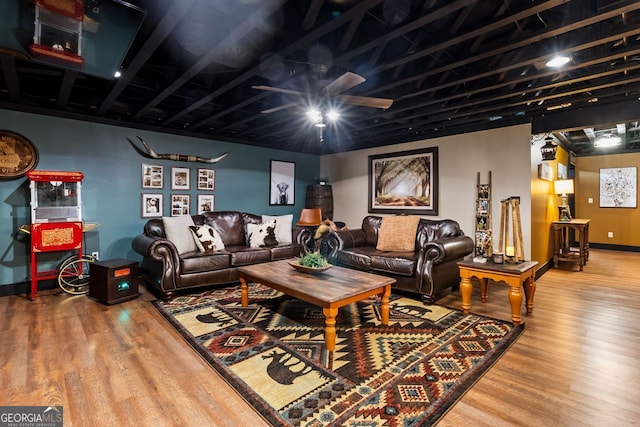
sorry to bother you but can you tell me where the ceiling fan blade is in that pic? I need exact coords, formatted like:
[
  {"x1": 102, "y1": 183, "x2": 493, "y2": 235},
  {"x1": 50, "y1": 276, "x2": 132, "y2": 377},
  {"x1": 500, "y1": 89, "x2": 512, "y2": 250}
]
[
  {"x1": 252, "y1": 85, "x2": 306, "y2": 96},
  {"x1": 260, "y1": 102, "x2": 299, "y2": 114},
  {"x1": 336, "y1": 94, "x2": 393, "y2": 109},
  {"x1": 323, "y1": 72, "x2": 366, "y2": 95}
]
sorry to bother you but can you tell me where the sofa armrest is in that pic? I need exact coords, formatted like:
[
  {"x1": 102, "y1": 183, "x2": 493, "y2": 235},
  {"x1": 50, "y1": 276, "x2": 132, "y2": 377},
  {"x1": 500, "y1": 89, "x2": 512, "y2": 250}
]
[
  {"x1": 421, "y1": 235, "x2": 475, "y2": 264},
  {"x1": 324, "y1": 229, "x2": 367, "y2": 262},
  {"x1": 132, "y1": 234, "x2": 182, "y2": 277},
  {"x1": 133, "y1": 234, "x2": 176, "y2": 260}
]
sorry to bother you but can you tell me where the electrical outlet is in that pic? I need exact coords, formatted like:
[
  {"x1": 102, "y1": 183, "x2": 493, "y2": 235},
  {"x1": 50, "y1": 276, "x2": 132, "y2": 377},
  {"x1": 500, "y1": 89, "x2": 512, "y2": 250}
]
[
  {"x1": 588, "y1": 197, "x2": 593, "y2": 204},
  {"x1": 91, "y1": 251, "x2": 99, "y2": 260},
  {"x1": 607, "y1": 232, "x2": 613, "y2": 238}
]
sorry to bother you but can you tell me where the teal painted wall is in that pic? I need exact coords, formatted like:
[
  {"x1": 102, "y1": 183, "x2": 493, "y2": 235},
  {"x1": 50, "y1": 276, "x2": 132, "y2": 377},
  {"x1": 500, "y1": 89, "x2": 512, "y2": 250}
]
[{"x1": 0, "y1": 109, "x2": 319, "y2": 287}]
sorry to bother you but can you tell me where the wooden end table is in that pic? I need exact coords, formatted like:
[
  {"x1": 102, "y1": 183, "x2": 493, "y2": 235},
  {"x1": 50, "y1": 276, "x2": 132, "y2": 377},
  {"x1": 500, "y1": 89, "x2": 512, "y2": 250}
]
[
  {"x1": 552, "y1": 219, "x2": 590, "y2": 271},
  {"x1": 238, "y1": 259, "x2": 395, "y2": 351},
  {"x1": 457, "y1": 259, "x2": 538, "y2": 325}
]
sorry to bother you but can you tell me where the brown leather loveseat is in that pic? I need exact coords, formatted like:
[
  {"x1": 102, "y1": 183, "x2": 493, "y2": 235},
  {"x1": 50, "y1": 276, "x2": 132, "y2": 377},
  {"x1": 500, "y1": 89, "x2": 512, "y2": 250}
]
[
  {"x1": 132, "y1": 211, "x2": 311, "y2": 299},
  {"x1": 324, "y1": 215, "x2": 474, "y2": 303}
]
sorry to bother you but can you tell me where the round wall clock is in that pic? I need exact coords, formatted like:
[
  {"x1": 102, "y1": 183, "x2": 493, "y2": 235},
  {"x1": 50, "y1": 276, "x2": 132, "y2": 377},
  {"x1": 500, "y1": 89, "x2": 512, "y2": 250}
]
[{"x1": 0, "y1": 130, "x2": 39, "y2": 179}]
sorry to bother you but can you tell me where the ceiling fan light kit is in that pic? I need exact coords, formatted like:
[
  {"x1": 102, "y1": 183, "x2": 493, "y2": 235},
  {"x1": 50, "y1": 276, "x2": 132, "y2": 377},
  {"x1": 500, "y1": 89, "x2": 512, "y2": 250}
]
[
  {"x1": 254, "y1": 71, "x2": 393, "y2": 115},
  {"x1": 325, "y1": 110, "x2": 340, "y2": 121},
  {"x1": 306, "y1": 109, "x2": 322, "y2": 123}
]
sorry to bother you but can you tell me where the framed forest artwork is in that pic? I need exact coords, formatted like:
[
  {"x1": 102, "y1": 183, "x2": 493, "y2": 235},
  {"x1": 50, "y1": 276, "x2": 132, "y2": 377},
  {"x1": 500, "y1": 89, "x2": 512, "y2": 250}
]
[{"x1": 368, "y1": 147, "x2": 439, "y2": 215}]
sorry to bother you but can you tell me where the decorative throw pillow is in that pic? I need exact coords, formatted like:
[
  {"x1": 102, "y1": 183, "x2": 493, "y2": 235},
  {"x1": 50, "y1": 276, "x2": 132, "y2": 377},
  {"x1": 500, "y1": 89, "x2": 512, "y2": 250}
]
[
  {"x1": 376, "y1": 215, "x2": 421, "y2": 252},
  {"x1": 247, "y1": 220, "x2": 278, "y2": 248},
  {"x1": 162, "y1": 216, "x2": 199, "y2": 254},
  {"x1": 189, "y1": 224, "x2": 225, "y2": 253},
  {"x1": 262, "y1": 214, "x2": 292, "y2": 244}
]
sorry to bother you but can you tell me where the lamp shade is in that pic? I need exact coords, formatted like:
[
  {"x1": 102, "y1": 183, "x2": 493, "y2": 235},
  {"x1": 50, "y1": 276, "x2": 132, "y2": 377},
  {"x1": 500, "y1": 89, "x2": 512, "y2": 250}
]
[{"x1": 554, "y1": 179, "x2": 574, "y2": 195}]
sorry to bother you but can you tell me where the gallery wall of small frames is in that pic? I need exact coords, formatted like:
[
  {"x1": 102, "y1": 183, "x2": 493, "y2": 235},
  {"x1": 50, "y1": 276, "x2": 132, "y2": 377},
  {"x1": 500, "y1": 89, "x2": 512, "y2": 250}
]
[{"x1": 141, "y1": 163, "x2": 215, "y2": 218}]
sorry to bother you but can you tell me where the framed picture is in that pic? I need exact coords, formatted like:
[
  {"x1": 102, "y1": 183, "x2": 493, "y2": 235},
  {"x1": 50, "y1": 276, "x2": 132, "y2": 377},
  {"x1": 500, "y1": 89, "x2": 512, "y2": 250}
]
[
  {"x1": 270, "y1": 160, "x2": 295, "y2": 205},
  {"x1": 0, "y1": 130, "x2": 39, "y2": 180},
  {"x1": 477, "y1": 199, "x2": 489, "y2": 214},
  {"x1": 197, "y1": 194, "x2": 215, "y2": 214},
  {"x1": 141, "y1": 193, "x2": 163, "y2": 218},
  {"x1": 368, "y1": 147, "x2": 439, "y2": 215},
  {"x1": 142, "y1": 163, "x2": 163, "y2": 189},
  {"x1": 599, "y1": 167, "x2": 637, "y2": 208},
  {"x1": 557, "y1": 163, "x2": 567, "y2": 180},
  {"x1": 476, "y1": 215, "x2": 488, "y2": 230},
  {"x1": 478, "y1": 184, "x2": 490, "y2": 199},
  {"x1": 197, "y1": 168, "x2": 215, "y2": 190},
  {"x1": 171, "y1": 167, "x2": 190, "y2": 190},
  {"x1": 171, "y1": 194, "x2": 190, "y2": 216},
  {"x1": 538, "y1": 163, "x2": 553, "y2": 181}
]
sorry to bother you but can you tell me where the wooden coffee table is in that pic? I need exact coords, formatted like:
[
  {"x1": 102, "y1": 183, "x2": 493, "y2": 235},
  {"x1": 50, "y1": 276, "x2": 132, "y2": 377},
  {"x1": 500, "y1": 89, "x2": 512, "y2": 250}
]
[{"x1": 238, "y1": 259, "x2": 395, "y2": 351}]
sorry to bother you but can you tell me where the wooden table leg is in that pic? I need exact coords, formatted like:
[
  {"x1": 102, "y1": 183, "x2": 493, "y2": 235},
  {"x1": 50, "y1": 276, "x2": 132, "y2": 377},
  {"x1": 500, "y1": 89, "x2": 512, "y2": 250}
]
[
  {"x1": 380, "y1": 285, "x2": 390, "y2": 325},
  {"x1": 479, "y1": 278, "x2": 488, "y2": 303},
  {"x1": 460, "y1": 275, "x2": 472, "y2": 313},
  {"x1": 508, "y1": 280, "x2": 523, "y2": 325},
  {"x1": 524, "y1": 274, "x2": 536, "y2": 314},
  {"x1": 240, "y1": 276, "x2": 248, "y2": 306},
  {"x1": 323, "y1": 307, "x2": 338, "y2": 351}
]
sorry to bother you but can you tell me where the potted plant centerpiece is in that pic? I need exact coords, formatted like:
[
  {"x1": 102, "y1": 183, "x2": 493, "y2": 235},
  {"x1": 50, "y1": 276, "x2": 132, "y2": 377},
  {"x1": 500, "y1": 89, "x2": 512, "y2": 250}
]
[{"x1": 289, "y1": 251, "x2": 332, "y2": 274}]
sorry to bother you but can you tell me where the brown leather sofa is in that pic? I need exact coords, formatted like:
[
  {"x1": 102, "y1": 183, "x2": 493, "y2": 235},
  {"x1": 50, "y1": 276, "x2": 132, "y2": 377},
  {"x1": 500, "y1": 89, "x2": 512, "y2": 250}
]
[
  {"x1": 324, "y1": 215, "x2": 474, "y2": 303},
  {"x1": 132, "y1": 211, "x2": 311, "y2": 299}
]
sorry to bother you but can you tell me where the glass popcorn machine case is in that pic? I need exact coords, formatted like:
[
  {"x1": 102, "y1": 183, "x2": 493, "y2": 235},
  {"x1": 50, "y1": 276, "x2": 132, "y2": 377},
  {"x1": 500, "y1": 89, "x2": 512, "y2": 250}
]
[{"x1": 28, "y1": 170, "x2": 83, "y2": 224}]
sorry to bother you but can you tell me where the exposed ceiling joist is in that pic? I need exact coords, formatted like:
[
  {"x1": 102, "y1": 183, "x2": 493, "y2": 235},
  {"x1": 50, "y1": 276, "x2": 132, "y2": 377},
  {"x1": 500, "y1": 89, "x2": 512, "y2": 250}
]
[{"x1": 1, "y1": 0, "x2": 640, "y2": 155}]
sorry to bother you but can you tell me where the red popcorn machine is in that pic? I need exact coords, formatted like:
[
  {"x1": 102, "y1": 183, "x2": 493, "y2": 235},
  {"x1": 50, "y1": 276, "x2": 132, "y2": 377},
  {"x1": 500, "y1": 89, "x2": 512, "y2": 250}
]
[{"x1": 21, "y1": 170, "x2": 97, "y2": 300}]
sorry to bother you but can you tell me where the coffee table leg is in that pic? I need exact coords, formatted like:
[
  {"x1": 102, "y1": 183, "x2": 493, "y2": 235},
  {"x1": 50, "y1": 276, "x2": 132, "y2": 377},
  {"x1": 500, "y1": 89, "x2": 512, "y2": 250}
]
[
  {"x1": 322, "y1": 307, "x2": 338, "y2": 351},
  {"x1": 240, "y1": 276, "x2": 248, "y2": 306},
  {"x1": 380, "y1": 285, "x2": 391, "y2": 325},
  {"x1": 460, "y1": 275, "x2": 472, "y2": 313}
]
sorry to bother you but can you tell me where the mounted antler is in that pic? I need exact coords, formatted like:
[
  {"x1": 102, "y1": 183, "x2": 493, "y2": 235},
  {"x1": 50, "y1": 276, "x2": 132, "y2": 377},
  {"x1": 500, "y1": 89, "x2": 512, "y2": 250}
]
[{"x1": 137, "y1": 136, "x2": 230, "y2": 164}]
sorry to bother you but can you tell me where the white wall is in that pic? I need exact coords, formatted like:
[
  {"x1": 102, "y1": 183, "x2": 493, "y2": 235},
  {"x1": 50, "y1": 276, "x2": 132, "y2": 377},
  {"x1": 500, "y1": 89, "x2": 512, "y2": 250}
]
[{"x1": 320, "y1": 123, "x2": 533, "y2": 259}]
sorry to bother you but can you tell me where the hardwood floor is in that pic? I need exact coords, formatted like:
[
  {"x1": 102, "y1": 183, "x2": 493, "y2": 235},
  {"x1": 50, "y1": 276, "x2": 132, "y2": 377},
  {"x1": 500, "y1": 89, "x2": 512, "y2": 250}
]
[{"x1": 1, "y1": 249, "x2": 639, "y2": 426}]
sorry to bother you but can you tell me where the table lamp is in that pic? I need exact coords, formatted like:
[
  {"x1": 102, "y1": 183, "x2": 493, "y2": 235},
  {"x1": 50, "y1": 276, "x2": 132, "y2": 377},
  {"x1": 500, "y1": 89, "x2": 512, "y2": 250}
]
[{"x1": 554, "y1": 179, "x2": 574, "y2": 221}]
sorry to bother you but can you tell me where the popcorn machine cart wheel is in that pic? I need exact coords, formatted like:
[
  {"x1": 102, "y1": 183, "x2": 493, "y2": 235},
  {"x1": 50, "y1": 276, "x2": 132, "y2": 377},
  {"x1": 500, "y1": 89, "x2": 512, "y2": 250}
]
[
  {"x1": 57, "y1": 253, "x2": 97, "y2": 295},
  {"x1": 22, "y1": 170, "x2": 98, "y2": 300}
]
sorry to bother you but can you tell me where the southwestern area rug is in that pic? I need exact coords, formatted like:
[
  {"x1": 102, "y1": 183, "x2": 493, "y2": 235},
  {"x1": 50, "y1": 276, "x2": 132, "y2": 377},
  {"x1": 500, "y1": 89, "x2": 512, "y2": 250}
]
[{"x1": 152, "y1": 283, "x2": 524, "y2": 426}]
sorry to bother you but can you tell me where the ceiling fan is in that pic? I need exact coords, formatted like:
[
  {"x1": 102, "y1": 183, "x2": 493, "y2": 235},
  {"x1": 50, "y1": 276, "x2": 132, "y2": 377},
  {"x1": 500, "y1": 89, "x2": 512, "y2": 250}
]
[{"x1": 252, "y1": 71, "x2": 394, "y2": 115}]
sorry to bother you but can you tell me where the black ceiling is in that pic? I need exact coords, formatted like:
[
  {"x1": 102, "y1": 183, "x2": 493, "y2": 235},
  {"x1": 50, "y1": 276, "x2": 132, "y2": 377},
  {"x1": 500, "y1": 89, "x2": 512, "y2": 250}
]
[{"x1": 2, "y1": 0, "x2": 640, "y2": 155}]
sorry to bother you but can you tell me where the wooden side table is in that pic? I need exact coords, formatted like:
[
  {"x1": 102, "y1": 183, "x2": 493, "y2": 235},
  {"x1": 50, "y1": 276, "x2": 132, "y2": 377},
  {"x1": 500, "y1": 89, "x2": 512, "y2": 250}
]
[
  {"x1": 457, "y1": 260, "x2": 538, "y2": 325},
  {"x1": 551, "y1": 219, "x2": 590, "y2": 271}
]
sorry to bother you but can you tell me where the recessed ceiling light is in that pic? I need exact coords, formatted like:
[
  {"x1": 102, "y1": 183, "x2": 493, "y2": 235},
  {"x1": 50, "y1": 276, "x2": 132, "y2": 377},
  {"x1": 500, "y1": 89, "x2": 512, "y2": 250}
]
[{"x1": 546, "y1": 55, "x2": 570, "y2": 68}]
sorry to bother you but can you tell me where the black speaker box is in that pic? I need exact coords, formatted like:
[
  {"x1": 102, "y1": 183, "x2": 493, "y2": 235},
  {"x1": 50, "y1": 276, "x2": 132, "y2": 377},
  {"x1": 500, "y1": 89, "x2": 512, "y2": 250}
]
[{"x1": 89, "y1": 259, "x2": 140, "y2": 304}]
